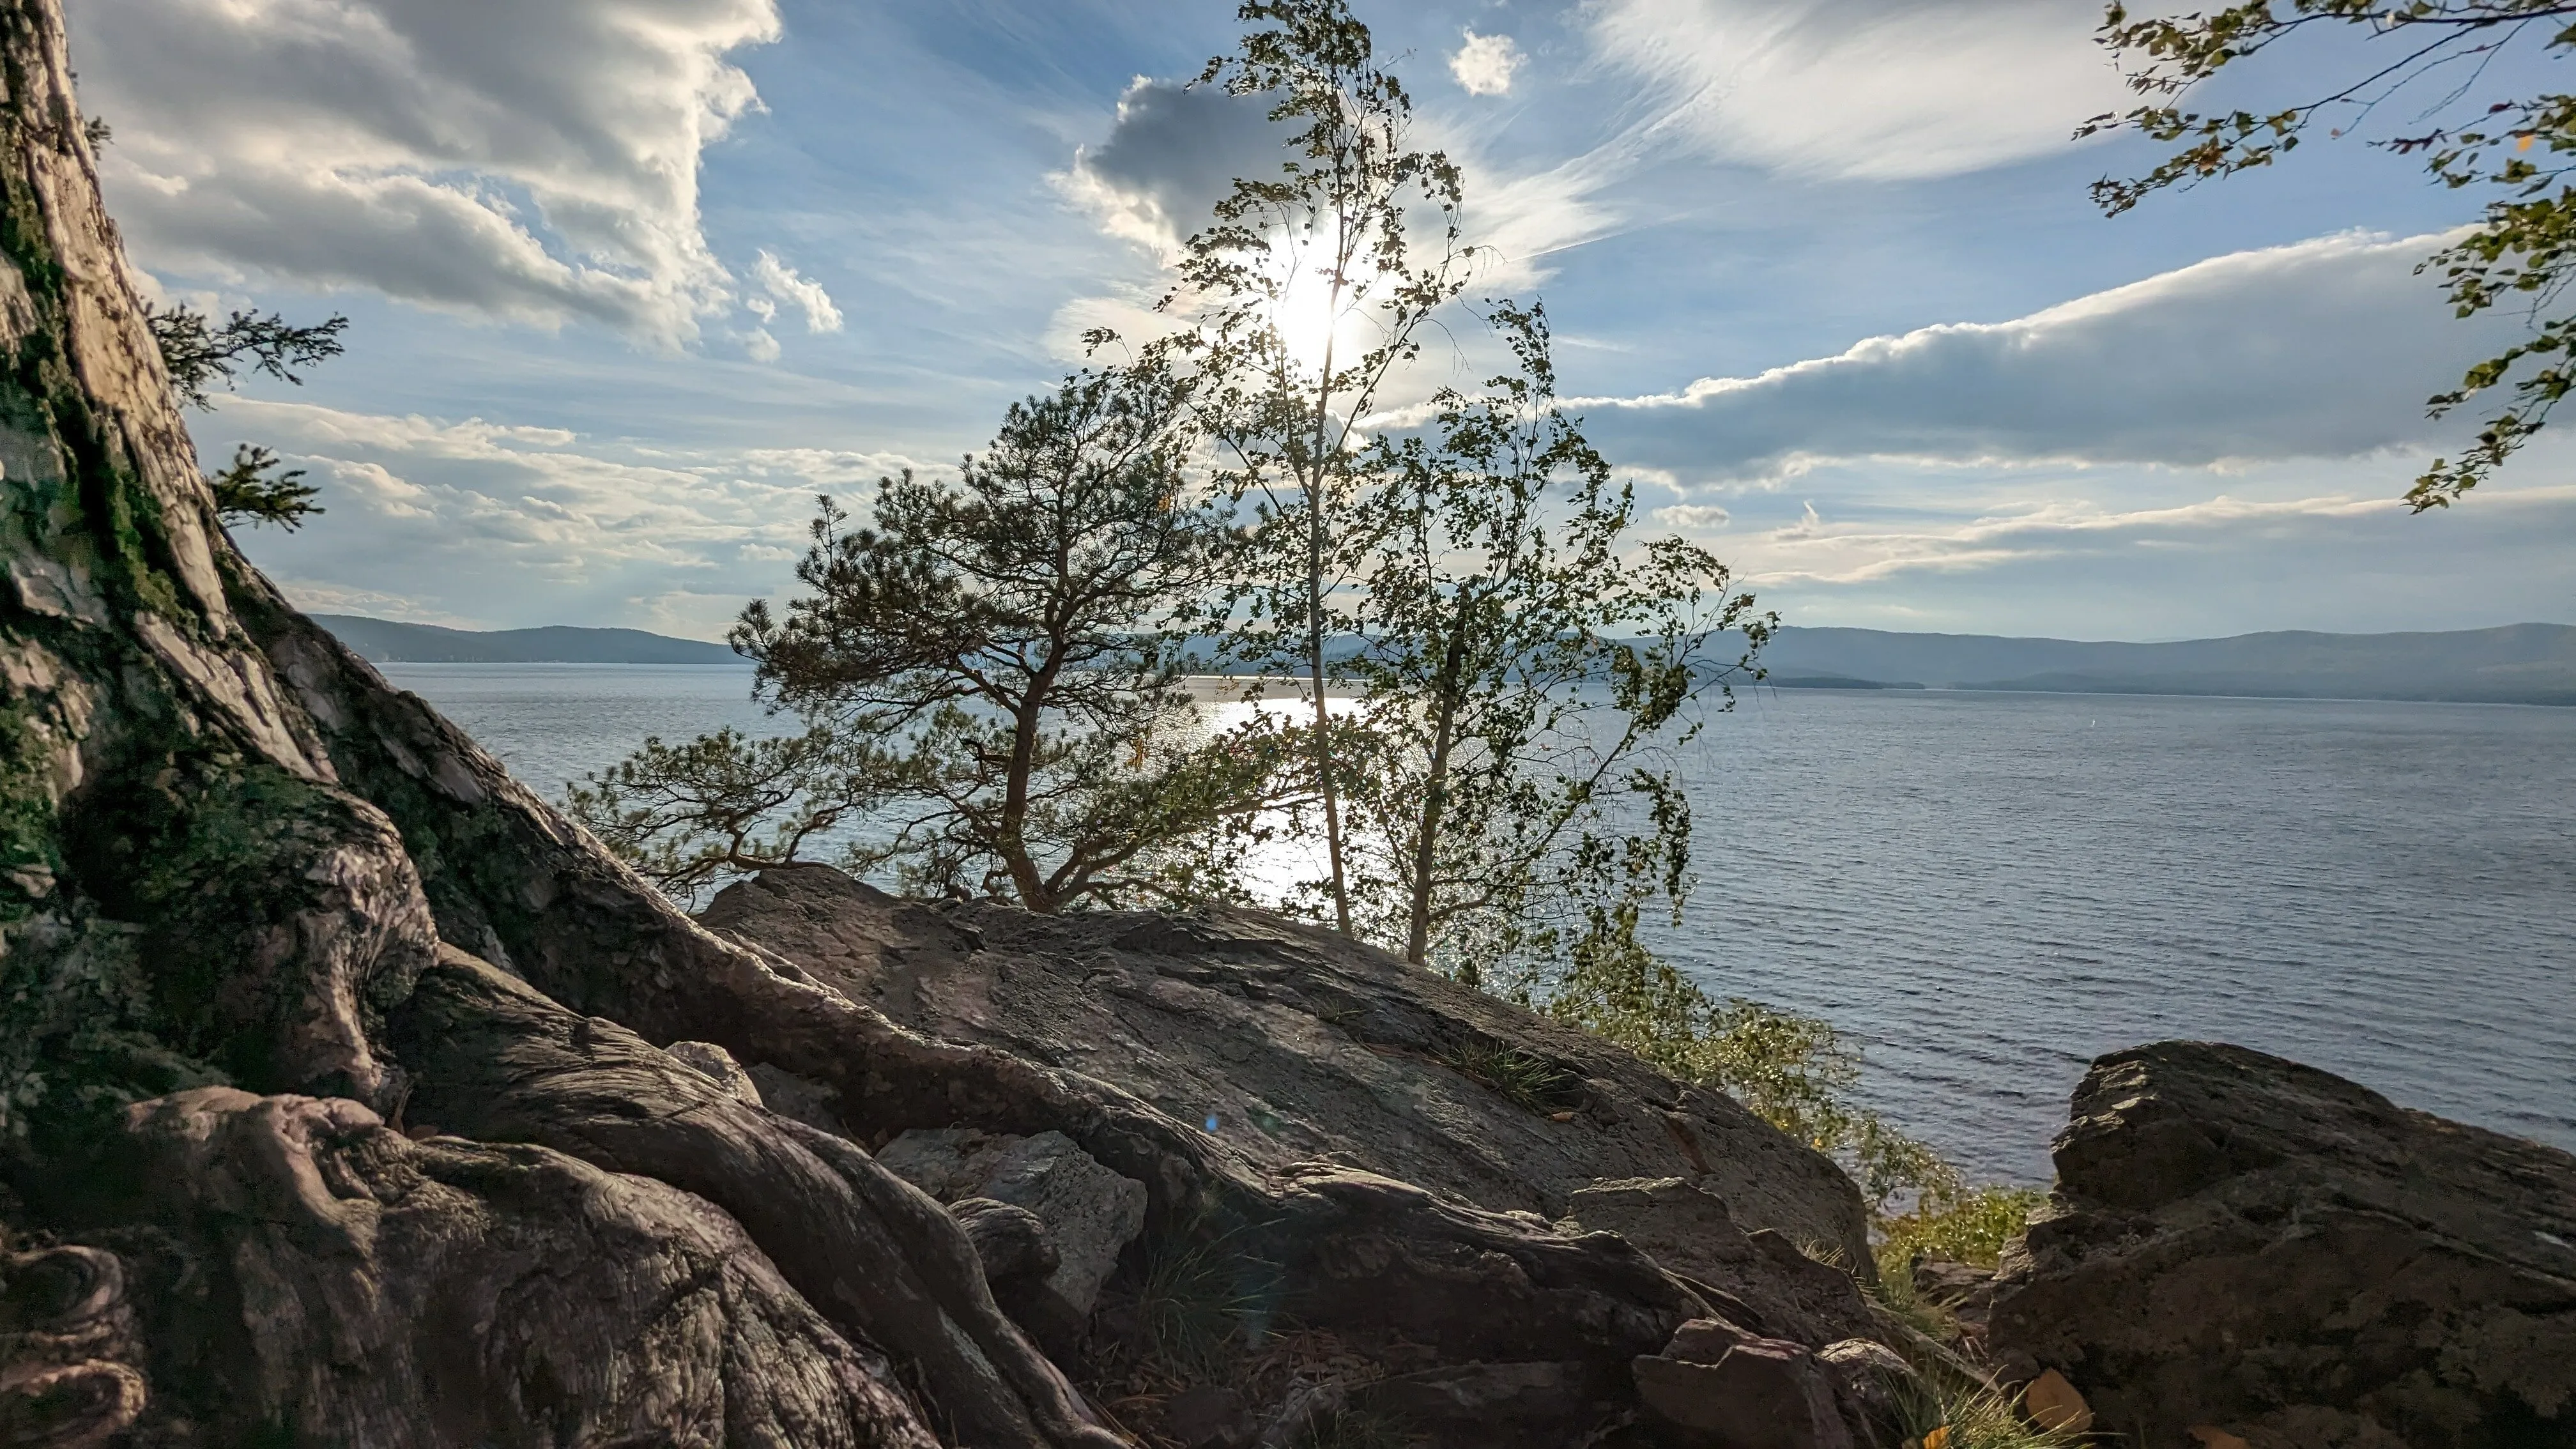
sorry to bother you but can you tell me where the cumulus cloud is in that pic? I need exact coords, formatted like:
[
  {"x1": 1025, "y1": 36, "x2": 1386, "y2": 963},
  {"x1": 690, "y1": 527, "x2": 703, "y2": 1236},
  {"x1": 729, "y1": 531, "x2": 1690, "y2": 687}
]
[
  {"x1": 1579, "y1": 231, "x2": 2517, "y2": 486},
  {"x1": 71, "y1": 0, "x2": 782, "y2": 344},
  {"x1": 1587, "y1": 0, "x2": 2126, "y2": 180},
  {"x1": 753, "y1": 252, "x2": 845, "y2": 334},
  {"x1": 1057, "y1": 80, "x2": 1288, "y2": 256},
  {"x1": 1451, "y1": 30, "x2": 1525, "y2": 97},
  {"x1": 1055, "y1": 74, "x2": 1623, "y2": 337}
]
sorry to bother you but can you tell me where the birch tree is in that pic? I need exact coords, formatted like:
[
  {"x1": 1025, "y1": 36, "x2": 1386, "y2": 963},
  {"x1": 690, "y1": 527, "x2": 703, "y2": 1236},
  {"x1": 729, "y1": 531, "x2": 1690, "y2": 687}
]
[{"x1": 1138, "y1": 0, "x2": 1476, "y2": 933}]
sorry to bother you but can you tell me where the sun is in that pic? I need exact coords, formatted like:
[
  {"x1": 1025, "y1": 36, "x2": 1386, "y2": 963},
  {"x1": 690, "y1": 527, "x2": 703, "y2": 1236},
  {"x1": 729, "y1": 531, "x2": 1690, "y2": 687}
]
[{"x1": 1262, "y1": 226, "x2": 1385, "y2": 376}]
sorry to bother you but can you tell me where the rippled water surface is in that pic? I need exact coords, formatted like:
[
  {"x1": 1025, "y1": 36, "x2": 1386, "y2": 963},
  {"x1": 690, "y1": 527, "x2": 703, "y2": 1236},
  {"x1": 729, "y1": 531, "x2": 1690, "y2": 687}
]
[{"x1": 387, "y1": 664, "x2": 2576, "y2": 1181}]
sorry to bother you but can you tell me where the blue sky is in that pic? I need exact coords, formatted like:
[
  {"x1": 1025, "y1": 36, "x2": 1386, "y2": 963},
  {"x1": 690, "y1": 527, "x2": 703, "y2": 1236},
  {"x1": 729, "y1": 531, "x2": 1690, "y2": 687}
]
[{"x1": 68, "y1": 0, "x2": 2576, "y2": 641}]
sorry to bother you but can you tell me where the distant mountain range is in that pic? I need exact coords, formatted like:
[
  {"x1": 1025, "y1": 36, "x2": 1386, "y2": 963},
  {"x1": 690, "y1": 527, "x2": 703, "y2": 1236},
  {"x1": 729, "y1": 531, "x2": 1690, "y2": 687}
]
[
  {"x1": 314, "y1": 615, "x2": 741, "y2": 666},
  {"x1": 316, "y1": 615, "x2": 2576, "y2": 705},
  {"x1": 1754, "y1": 623, "x2": 2576, "y2": 705}
]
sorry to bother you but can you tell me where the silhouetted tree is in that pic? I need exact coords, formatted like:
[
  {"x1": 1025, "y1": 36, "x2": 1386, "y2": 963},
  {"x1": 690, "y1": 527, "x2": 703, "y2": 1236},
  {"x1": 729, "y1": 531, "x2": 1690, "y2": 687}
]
[
  {"x1": 1114, "y1": 0, "x2": 1477, "y2": 933},
  {"x1": 203, "y1": 445, "x2": 322, "y2": 532},
  {"x1": 1343, "y1": 302, "x2": 1770, "y2": 983},
  {"x1": 575, "y1": 364, "x2": 1290, "y2": 911},
  {"x1": 148, "y1": 304, "x2": 347, "y2": 410}
]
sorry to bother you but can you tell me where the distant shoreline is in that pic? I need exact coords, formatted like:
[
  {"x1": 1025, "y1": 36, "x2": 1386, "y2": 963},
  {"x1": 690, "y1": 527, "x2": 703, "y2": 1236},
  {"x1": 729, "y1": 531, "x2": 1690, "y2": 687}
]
[{"x1": 326, "y1": 615, "x2": 2576, "y2": 707}]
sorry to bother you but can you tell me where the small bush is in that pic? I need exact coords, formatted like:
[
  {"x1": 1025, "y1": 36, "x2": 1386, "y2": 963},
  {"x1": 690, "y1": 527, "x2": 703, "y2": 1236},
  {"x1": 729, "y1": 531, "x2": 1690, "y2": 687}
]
[
  {"x1": 1878, "y1": 1183, "x2": 2046, "y2": 1276},
  {"x1": 1131, "y1": 1222, "x2": 1278, "y2": 1379}
]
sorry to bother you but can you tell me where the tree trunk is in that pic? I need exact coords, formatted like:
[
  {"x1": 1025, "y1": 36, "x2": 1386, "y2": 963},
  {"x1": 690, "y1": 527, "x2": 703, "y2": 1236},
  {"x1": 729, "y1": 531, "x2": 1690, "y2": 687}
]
[{"x1": 1403, "y1": 602, "x2": 1474, "y2": 970}]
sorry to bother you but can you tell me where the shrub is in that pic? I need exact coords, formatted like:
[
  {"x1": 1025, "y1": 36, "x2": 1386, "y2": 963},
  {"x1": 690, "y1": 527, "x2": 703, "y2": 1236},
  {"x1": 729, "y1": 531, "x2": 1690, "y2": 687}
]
[{"x1": 1877, "y1": 1183, "x2": 2046, "y2": 1275}]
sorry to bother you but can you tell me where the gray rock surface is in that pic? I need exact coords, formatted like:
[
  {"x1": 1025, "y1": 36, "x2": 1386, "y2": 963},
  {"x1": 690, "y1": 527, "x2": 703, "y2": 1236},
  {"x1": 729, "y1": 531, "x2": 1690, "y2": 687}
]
[
  {"x1": 667, "y1": 1039, "x2": 765, "y2": 1105},
  {"x1": 876, "y1": 1127, "x2": 1147, "y2": 1317},
  {"x1": 1988, "y1": 1041, "x2": 2576, "y2": 1449},
  {"x1": 1562, "y1": 1177, "x2": 1883, "y2": 1346},
  {"x1": 1634, "y1": 1321, "x2": 1855, "y2": 1449},
  {"x1": 698, "y1": 864, "x2": 1871, "y2": 1264},
  {"x1": 1349, "y1": 1361, "x2": 1603, "y2": 1448}
]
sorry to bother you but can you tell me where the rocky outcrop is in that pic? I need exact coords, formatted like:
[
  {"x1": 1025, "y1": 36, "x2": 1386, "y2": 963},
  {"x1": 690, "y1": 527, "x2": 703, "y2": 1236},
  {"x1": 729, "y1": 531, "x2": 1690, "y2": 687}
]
[
  {"x1": 876, "y1": 1128, "x2": 1147, "y2": 1319},
  {"x1": 1987, "y1": 1041, "x2": 2576, "y2": 1449},
  {"x1": 696, "y1": 862, "x2": 1871, "y2": 1264}
]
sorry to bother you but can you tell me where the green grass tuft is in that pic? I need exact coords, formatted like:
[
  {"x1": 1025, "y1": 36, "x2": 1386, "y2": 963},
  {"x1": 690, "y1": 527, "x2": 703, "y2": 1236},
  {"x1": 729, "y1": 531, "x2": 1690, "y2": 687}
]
[
  {"x1": 1134, "y1": 1221, "x2": 1278, "y2": 1378},
  {"x1": 1429, "y1": 1039, "x2": 1579, "y2": 1114},
  {"x1": 1896, "y1": 1381, "x2": 2090, "y2": 1449}
]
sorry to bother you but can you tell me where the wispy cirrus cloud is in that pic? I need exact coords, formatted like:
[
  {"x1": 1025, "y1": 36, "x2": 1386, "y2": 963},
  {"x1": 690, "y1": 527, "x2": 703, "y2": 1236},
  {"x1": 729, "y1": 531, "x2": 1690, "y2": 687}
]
[
  {"x1": 1585, "y1": 0, "x2": 2126, "y2": 181},
  {"x1": 1728, "y1": 491, "x2": 2412, "y2": 586}
]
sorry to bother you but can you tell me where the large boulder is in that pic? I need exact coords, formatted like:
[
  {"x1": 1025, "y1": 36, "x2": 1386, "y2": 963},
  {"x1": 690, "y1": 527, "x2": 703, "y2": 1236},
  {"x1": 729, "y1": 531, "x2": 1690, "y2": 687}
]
[
  {"x1": 697, "y1": 864, "x2": 1871, "y2": 1265},
  {"x1": 1987, "y1": 1041, "x2": 2576, "y2": 1449}
]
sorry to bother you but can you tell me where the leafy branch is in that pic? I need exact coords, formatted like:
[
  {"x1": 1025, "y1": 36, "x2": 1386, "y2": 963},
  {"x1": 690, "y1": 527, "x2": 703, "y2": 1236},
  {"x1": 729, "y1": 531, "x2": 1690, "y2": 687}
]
[
  {"x1": 148, "y1": 304, "x2": 348, "y2": 410},
  {"x1": 2082, "y1": 0, "x2": 2576, "y2": 505}
]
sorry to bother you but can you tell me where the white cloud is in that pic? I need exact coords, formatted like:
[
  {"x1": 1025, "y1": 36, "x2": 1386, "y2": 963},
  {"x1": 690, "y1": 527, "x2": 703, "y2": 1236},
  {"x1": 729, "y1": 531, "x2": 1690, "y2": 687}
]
[
  {"x1": 1710, "y1": 466, "x2": 2576, "y2": 636},
  {"x1": 753, "y1": 252, "x2": 845, "y2": 334},
  {"x1": 207, "y1": 397, "x2": 923, "y2": 629},
  {"x1": 72, "y1": 0, "x2": 783, "y2": 345},
  {"x1": 1451, "y1": 29, "x2": 1526, "y2": 97},
  {"x1": 1579, "y1": 231, "x2": 2518, "y2": 486},
  {"x1": 1653, "y1": 503, "x2": 1733, "y2": 530},
  {"x1": 1586, "y1": 0, "x2": 2126, "y2": 180},
  {"x1": 1053, "y1": 76, "x2": 1627, "y2": 365},
  {"x1": 273, "y1": 578, "x2": 481, "y2": 626},
  {"x1": 1056, "y1": 80, "x2": 1286, "y2": 257},
  {"x1": 1734, "y1": 491, "x2": 2411, "y2": 586}
]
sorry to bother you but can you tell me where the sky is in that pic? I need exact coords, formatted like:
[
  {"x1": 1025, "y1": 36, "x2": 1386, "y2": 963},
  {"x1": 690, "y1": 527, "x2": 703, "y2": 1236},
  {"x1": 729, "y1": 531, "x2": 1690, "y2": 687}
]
[{"x1": 65, "y1": 0, "x2": 2576, "y2": 642}]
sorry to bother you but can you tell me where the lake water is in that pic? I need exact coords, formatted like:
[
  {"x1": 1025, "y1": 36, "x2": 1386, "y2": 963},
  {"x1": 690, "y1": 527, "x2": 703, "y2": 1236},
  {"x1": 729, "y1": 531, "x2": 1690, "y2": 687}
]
[{"x1": 383, "y1": 663, "x2": 2576, "y2": 1183}]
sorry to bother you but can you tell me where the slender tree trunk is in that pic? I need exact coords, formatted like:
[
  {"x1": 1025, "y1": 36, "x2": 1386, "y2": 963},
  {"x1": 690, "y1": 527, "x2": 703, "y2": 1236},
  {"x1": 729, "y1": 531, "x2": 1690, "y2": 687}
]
[
  {"x1": 1000, "y1": 656, "x2": 1061, "y2": 912},
  {"x1": 1403, "y1": 598, "x2": 1473, "y2": 969},
  {"x1": 1305, "y1": 319, "x2": 1352, "y2": 935}
]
